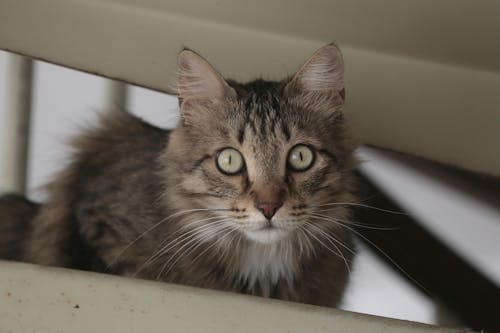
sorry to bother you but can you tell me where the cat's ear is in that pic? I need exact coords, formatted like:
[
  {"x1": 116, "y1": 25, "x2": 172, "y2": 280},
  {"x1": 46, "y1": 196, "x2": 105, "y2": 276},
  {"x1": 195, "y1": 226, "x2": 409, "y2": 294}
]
[
  {"x1": 285, "y1": 43, "x2": 345, "y2": 108},
  {"x1": 176, "y1": 49, "x2": 236, "y2": 109}
]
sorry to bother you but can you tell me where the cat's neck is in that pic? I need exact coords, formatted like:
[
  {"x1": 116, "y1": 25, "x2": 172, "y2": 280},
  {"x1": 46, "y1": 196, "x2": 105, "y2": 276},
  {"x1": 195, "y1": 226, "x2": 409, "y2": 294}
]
[{"x1": 237, "y1": 240, "x2": 299, "y2": 297}]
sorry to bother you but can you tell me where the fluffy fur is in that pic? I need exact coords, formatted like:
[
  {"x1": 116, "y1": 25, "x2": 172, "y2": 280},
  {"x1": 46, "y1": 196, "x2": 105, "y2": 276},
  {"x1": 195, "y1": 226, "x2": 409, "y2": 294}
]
[{"x1": 0, "y1": 43, "x2": 358, "y2": 307}]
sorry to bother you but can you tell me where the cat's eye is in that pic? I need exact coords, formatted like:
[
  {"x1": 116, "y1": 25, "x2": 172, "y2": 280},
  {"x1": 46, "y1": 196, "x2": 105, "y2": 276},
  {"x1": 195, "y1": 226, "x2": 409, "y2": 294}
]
[
  {"x1": 216, "y1": 148, "x2": 245, "y2": 175},
  {"x1": 288, "y1": 145, "x2": 315, "y2": 171}
]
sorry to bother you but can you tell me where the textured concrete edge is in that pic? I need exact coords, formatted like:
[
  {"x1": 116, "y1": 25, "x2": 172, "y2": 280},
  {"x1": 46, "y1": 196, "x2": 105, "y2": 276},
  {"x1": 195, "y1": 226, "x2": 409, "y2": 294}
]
[{"x1": 0, "y1": 260, "x2": 471, "y2": 333}]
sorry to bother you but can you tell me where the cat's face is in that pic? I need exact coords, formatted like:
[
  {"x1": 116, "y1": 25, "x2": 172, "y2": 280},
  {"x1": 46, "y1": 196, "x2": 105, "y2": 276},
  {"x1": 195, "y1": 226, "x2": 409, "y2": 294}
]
[{"x1": 165, "y1": 44, "x2": 356, "y2": 246}]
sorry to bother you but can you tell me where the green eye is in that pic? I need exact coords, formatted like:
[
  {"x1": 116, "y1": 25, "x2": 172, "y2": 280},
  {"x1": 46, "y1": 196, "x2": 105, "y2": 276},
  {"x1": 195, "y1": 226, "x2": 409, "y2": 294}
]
[
  {"x1": 216, "y1": 148, "x2": 245, "y2": 175},
  {"x1": 288, "y1": 145, "x2": 315, "y2": 171}
]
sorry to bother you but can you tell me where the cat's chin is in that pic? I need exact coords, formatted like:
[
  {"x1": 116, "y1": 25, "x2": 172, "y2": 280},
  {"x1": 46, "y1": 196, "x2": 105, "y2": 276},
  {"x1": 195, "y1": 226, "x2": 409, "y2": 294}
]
[{"x1": 243, "y1": 227, "x2": 289, "y2": 244}]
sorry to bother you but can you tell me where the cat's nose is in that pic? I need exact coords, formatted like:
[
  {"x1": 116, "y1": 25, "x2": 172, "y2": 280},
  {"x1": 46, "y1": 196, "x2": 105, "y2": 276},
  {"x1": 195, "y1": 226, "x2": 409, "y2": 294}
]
[{"x1": 256, "y1": 202, "x2": 283, "y2": 220}]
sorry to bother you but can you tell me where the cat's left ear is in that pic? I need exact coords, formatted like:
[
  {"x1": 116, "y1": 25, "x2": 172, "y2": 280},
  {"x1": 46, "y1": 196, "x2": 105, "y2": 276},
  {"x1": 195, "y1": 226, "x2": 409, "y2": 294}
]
[
  {"x1": 285, "y1": 43, "x2": 345, "y2": 108},
  {"x1": 176, "y1": 49, "x2": 236, "y2": 109}
]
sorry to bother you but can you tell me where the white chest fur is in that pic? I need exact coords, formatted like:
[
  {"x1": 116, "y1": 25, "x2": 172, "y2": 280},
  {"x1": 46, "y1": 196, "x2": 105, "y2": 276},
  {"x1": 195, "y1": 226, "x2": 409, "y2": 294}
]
[{"x1": 238, "y1": 243, "x2": 297, "y2": 297}]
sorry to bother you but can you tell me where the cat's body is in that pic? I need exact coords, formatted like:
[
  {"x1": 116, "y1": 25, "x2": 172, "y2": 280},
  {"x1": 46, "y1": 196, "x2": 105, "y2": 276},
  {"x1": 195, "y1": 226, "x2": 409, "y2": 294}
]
[{"x1": 0, "y1": 44, "x2": 358, "y2": 307}]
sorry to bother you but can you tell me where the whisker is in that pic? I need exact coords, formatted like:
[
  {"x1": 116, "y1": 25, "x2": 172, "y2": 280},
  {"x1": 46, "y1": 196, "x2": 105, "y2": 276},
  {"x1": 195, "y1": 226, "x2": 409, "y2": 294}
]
[
  {"x1": 181, "y1": 227, "x2": 238, "y2": 274},
  {"x1": 310, "y1": 202, "x2": 407, "y2": 215},
  {"x1": 177, "y1": 215, "x2": 227, "y2": 232},
  {"x1": 140, "y1": 219, "x2": 231, "y2": 272},
  {"x1": 148, "y1": 215, "x2": 214, "y2": 255},
  {"x1": 308, "y1": 215, "x2": 429, "y2": 294},
  {"x1": 297, "y1": 227, "x2": 315, "y2": 257},
  {"x1": 134, "y1": 219, "x2": 231, "y2": 277},
  {"x1": 151, "y1": 214, "x2": 229, "y2": 255},
  {"x1": 107, "y1": 208, "x2": 230, "y2": 271},
  {"x1": 155, "y1": 221, "x2": 233, "y2": 276},
  {"x1": 157, "y1": 224, "x2": 235, "y2": 280},
  {"x1": 295, "y1": 228, "x2": 308, "y2": 256},
  {"x1": 303, "y1": 221, "x2": 355, "y2": 256},
  {"x1": 310, "y1": 212, "x2": 398, "y2": 231},
  {"x1": 300, "y1": 223, "x2": 351, "y2": 274}
]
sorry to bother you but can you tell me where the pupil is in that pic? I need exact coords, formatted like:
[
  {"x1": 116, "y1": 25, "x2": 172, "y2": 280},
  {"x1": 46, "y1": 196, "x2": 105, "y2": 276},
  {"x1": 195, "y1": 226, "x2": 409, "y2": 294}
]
[
  {"x1": 228, "y1": 154, "x2": 232, "y2": 165},
  {"x1": 299, "y1": 151, "x2": 303, "y2": 161}
]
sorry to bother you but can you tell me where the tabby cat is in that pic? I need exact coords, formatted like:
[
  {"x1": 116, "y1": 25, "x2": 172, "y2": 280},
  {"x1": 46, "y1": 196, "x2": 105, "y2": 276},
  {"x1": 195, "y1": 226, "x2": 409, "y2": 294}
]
[{"x1": 0, "y1": 43, "x2": 358, "y2": 307}]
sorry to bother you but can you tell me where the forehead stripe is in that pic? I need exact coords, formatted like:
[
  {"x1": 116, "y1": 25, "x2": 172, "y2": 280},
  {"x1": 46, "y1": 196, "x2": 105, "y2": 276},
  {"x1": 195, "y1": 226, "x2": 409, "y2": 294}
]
[{"x1": 238, "y1": 126, "x2": 245, "y2": 144}]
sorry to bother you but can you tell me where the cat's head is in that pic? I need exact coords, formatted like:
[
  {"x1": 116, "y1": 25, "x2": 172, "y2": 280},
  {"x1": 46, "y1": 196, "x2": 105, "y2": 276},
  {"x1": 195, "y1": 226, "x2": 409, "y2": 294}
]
[{"x1": 164, "y1": 44, "x2": 357, "y2": 246}]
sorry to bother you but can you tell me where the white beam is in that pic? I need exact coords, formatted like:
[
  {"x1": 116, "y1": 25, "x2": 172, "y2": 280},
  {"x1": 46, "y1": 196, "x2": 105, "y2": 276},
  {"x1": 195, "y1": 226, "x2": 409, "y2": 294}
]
[{"x1": 0, "y1": 0, "x2": 498, "y2": 176}]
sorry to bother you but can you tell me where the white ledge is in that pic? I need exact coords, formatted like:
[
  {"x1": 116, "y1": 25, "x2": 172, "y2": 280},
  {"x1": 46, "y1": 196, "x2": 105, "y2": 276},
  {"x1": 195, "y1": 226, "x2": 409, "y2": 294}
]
[{"x1": 0, "y1": 260, "x2": 468, "y2": 332}]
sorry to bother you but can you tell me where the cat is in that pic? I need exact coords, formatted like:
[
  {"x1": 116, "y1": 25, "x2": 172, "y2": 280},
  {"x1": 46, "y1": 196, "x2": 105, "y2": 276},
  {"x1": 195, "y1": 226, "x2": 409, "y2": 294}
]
[{"x1": 0, "y1": 43, "x2": 358, "y2": 307}]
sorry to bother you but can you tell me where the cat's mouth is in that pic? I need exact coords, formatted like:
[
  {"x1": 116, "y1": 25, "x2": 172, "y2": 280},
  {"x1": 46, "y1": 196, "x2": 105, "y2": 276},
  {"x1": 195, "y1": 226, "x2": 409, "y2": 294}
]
[
  {"x1": 242, "y1": 221, "x2": 289, "y2": 244},
  {"x1": 260, "y1": 222, "x2": 277, "y2": 230}
]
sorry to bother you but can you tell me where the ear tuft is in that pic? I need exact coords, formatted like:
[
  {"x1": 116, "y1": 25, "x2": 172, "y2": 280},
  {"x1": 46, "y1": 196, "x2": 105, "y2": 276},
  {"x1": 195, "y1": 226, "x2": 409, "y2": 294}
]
[
  {"x1": 286, "y1": 43, "x2": 345, "y2": 106},
  {"x1": 176, "y1": 49, "x2": 235, "y2": 107}
]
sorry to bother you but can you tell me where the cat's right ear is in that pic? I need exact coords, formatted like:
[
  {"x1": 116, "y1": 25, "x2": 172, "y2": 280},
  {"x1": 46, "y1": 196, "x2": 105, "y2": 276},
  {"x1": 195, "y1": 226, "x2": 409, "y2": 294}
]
[{"x1": 176, "y1": 49, "x2": 236, "y2": 111}]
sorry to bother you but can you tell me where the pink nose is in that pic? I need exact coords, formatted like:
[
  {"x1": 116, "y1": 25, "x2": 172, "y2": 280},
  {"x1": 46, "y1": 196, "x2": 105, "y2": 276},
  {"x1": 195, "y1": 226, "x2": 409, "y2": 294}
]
[{"x1": 256, "y1": 202, "x2": 283, "y2": 220}]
